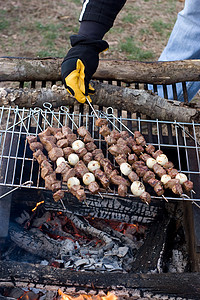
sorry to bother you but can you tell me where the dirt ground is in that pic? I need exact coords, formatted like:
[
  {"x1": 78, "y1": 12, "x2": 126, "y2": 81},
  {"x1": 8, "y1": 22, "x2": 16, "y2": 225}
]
[{"x1": 0, "y1": 0, "x2": 185, "y2": 60}]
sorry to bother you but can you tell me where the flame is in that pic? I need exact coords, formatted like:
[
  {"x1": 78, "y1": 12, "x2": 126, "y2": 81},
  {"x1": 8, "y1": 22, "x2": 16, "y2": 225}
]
[
  {"x1": 57, "y1": 290, "x2": 117, "y2": 300},
  {"x1": 32, "y1": 200, "x2": 44, "y2": 212}
]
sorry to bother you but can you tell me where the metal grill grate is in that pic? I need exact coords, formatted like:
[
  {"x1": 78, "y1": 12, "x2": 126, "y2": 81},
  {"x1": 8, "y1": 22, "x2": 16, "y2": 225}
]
[{"x1": 0, "y1": 103, "x2": 200, "y2": 203}]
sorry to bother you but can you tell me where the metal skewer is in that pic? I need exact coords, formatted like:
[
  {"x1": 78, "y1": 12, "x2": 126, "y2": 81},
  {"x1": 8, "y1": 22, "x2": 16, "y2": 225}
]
[{"x1": 0, "y1": 181, "x2": 33, "y2": 200}]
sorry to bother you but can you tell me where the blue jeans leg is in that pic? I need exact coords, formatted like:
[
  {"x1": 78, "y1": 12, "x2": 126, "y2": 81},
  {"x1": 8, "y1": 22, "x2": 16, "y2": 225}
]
[{"x1": 148, "y1": 0, "x2": 200, "y2": 102}]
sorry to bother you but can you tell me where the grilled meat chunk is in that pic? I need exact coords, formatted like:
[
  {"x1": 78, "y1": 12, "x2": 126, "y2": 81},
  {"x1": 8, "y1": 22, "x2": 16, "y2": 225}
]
[
  {"x1": 164, "y1": 179, "x2": 179, "y2": 189},
  {"x1": 163, "y1": 161, "x2": 174, "y2": 170},
  {"x1": 99, "y1": 125, "x2": 111, "y2": 137},
  {"x1": 26, "y1": 135, "x2": 37, "y2": 144},
  {"x1": 152, "y1": 163, "x2": 166, "y2": 178},
  {"x1": 148, "y1": 178, "x2": 160, "y2": 187},
  {"x1": 110, "y1": 175, "x2": 130, "y2": 186},
  {"x1": 54, "y1": 131, "x2": 65, "y2": 140},
  {"x1": 120, "y1": 131, "x2": 129, "y2": 140},
  {"x1": 38, "y1": 127, "x2": 52, "y2": 138},
  {"x1": 132, "y1": 161, "x2": 145, "y2": 169},
  {"x1": 167, "y1": 168, "x2": 179, "y2": 178},
  {"x1": 53, "y1": 190, "x2": 65, "y2": 202},
  {"x1": 40, "y1": 136, "x2": 56, "y2": 152},
  {"x1": 83, "y1": 152, "x2": 93, "y2": 164},
  {"x1": 105, "y1": 135, "x2": 117, "y2": 145},
  {"x1": 115, "y1": 154, "x2": 127, "y2": 165},
  {"x1": 126, "y1": 136, "x2": 136, "y2": 148},
  {"x1": 143, "y1": 170, "x2": 155, "y2": 183},
  {"x1": 57, "y1": 139, "x2": 69, "y2": 148},
  {"x1": 33, "y1": 149, "x2": 47, "y2": 164},
  {"x1": 140, "y1": 192, "x2": 151, "y2": 204},
  {"x1": 62, "y1": 168, "x2": 76, "y2": 182},
  {"x1": 136, "y1": 135, "x2": 146, "y2": 147},
  {"x1": 62, "y1": 126, "x2": 73, "y2": 137},
  {"x1": 88, "y1": 181, "x2": 100, "y2": 194},
  {"x1": 67, "y1": 133, "x2": 77, "y2": 146},
  {"x1": 118, "y1": 184, "x2": 127, "y2": 197},
  {"x1": 145, "y1": 144, "x2": 155, "y2": 155},
  {"x1": 77, "y1": 126, "x2": 88, "y2": 137},
  {"x1": 128, "y1": 153, "x2": 138, "y2": 164},
  {"x1": 140, "y1": 153, "x2": 151, "y2": 162},
  {"x1": 154, "y1": 183, "x2": 164, "y2": 196},
  {"x1": 55, "y1": 162, "x2": 71, "y2": 175},
  {"x1": 48, "y1": 147, "x2": 64, "y2": 162},
  {"x1": 29, "y1": 142, "x2": 44, "y2": 152},
  {"x1": 95, "y1": 118, "x2": 108, "y2": 127},
  {"x1": 84, "y1": 132, "x2": 94, "y2": 143},
  {"x1": 183, "y1": 180, "x2": 193, "y2": 192},
  {"x1": 110, "y1": 130, "x2": 121, "y2": 140},
  {"x1": 63, "y1": 147, "x2": 74, "y2": 158},
  {"x1": 109, "y1": 144, "x2": 131, "y2": 156},
  {"x1": 132, "y1": 144, "x2": 144, "y2": 155},
  {"x1": 74, "y1": 160, "x2": 88, "y2": 178},
  {"x1": 75, "y1": 147, "x2": 87, "y2": 158},
  {"x1": 94, "y1": 169, "x2": 110, "y2": 189},
  {"x1": 86, "y1": 142, "x2": 97, "y2": 152},
  {"x1": 136, "y1": 166, "x2": 149, "y2": 177},
  {"x1": 128, "y1": 171, "x2": 139, "y2": 182},
  {"x1": 172, "y1": 183, "x2": 183, "y2": 195},
  {"x1": 134, "y1": 131, "x2": 142, "y2": 139}
]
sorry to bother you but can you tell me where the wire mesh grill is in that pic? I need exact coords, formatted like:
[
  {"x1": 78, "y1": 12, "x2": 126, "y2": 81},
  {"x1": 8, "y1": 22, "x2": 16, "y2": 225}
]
[{"x1": 0, "y1": 104, "x2": 200, "y2": 203}]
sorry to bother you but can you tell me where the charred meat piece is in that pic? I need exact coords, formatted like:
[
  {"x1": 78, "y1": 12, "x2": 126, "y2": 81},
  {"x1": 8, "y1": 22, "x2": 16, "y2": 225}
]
[
  {"x1": 128, "y1": 153, "x2": 138, "y2": 164},
  {"x1": 92, "y1": 149, "x2": 103, "y2": 156},
  {"x1": 115, "y1": 154, "x2": 127, "y2": 165},
  {"x1": 105, "y1": 135, "x2": 117, "y2": 145},
  {"x1": 107, "y1": 169, "x2": 119, "y2": 179},
  {"x1": 57, "y1": 139, "x2": 69, "y2": 148},
  {"x1": 136, "y1": 166, "x2": 149, "y2": 177},
  {"x1": 54, "y1": 131, "x2": 65, "y2": 141},
  {"x1": 41, "y1": 161, "x2": 54, "y2": 179},
  {"x1": 63, "y1": 147, "x2": 74, "y2": 158},
  {"x1": 40, "y1": 136, "x2": 56, "y2": 152},
  {"x1": 148, "y1": 178, "x2": 160, "y2": 187},
  {"x1": 29, "y1": 142, "x2": 44, "y2": 152},
  {"x1": 67, "y1": 133, "x2": 77, "y2": 146},
  {"x1": 163, "y1": 161, "x2": 174, "y2": 170},
  {"x1": 128, "y1": 171, "x2": 139, "y2": 182},
  {"x1": 132, "y1": 144, "x2": 144, "y2": 155},
  {"x1": 110, "y1": 130, "x2": 121, "y2": 140},
  {"x1": 109, "y1": 144, "x2": 131, "y2": 156},
  {"x1": 94, "y1": 153, "x2": 104, "y2": 161},
  {"x1": 136, "y1": 135, "x2": 146, "y2": 147},
  {"x1": 117, "y1": 137, "x2": 127, "y2": 145},
  {"x1": 48, "y1": 147, "x2": 64, "y2": 162},
  {"x1": 74, "y1": 160, "x2": 88, "y2": 178},
  {"x1": 140, "y1": 153, "x2": 151, "y2": 162},
  {"x1": 77, "y1": 126, "x2": 88, "y2": 137},
  {"x1": 33, "y1": 149, "x2": 47, "y2": 165},
  {"x1": 164, "y1": 179, "x2": 179, "y2": 189},
  {"x1": 49, "y1": 127, "x2": 61, "y2": 135},
  {"x1": 44, "y1": 172, "x2": 56, "y2": 190},
  {"x1": 152, "y1": 150, "x2": 163, "y2": 159},
  {"x1": 62, "y1": 168, "x2": 76, "y2": 182},
  {"x1": 26, "y1": 135, "x2": 37, "y2": 144},
  {"x1": 102, "y1": 161, "x2": 114, "y2": 176},
  {"x1": 140, "y1": 192, "x2": 151, "y2": 204},
  {"x1": 38, "y1": 127, "x2": 52, "y2": 138},
  {"x1": 85, "y1": 142, "x2": 97, "y2": 152},
  {"x1": 172, "y1": 183, "x2": 183, "y2": 195},
  {"x1": 62, "y1": 126, "x2": 73, "y2": 137},
  {"x1": 118, "y1": 184, "x2": 127, "y2": 197},
  {"x1": 143, "y1": 170, "x2": 155, "y2": 183},
  {"x1": 84, "y1": 132, "x2": 94, "y2": 143},
  {"x1": 95, "y1": 118, "x2": 108, "y2": 127},
  {"x1": 83, "y1": 152, "x2": 93, "y2": 164},
  {"x1": 183, "y1": 180, "x2": 193, "y2": 192},
  {"x1": 110, "y1": 175, "x2": 130, "y2": 187},
  {"x1": 94, "y1": 169, "x2": 110, "y2": 189},
  {"x1": 152, "y1": 163, "x2": 166, "y2": 178},
  {"x1": 154, "y1": 183, "x2": 164, "y2": 196},
  {"x1": 88, "y1": 181, "x2": 100, "y2": 194},
  {"x1": 120, "y1": 131, "x2": 129, "y2": 140},
  {"x1": 51, "y1": 181, "x2": 62, "y2": 192},
  {"x1": 55, "y1": 162, "x2": 71, "y2": 175},
  {"x1": 126, "y1": 136, "x2": 136, "y2": 148},
  {"x1": 53, "y1": 190, "x2": 65, "y2": 202},
  {"x1": 99, "y1": 125, "x2": 111, "y2": 137},
  {"x1": 167, "y1": 168, "x2": 178, "y2": 178},
  {"x1": 76, "y1": 188, "x2": 86, "y2": 202},
  {"x1": 75, "y1": 147, "x2": 87, "y2": 158},
  {"x1": 132, "y1": 160, "x2": 145, "y2": 170},
  {"x1": 134, "y1": 131, "x2": 142, "y2": 139},
  {"x1": 145, "y1": 144, "x2": 155, "y2": 155}
]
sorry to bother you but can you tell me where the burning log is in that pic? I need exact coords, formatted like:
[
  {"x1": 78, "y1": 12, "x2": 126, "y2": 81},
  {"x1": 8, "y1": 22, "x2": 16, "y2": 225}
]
[{"x1": 0, "y1": 83, "x2": 198, "y2": 123}]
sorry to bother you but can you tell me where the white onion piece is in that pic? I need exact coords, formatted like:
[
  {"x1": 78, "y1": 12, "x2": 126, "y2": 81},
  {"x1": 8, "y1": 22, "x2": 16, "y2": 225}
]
[
  {"x1": 161, "y1": 174, "x2": 171, "y2": 185},
  {"x1": 131, "y1": 181, "x2": 145, "y2": 196},
  {"x1": 83, "y1": 172, "x2": 95, "y2": 185},
  {"x1": 56, "y1": 157, "x2": 66, "y2": 167},
  {"x1": 146, "y1": 157, "x2": 156, "y2": 169},
  {"x1": 156, "y1": 154, "x2": 168, "y2": 166},
  {"x1": 67, "y1": 177, "x2": 80, "y2": 189},
  {"x1": 120, "y1": 162, "x2": 132, "y2": 176},
  {"x1": 68, "y1": 153, "x2": 79, "y2": 166},
  {"x1": 175, "y1": 173, "x2": 188, "y2": 184},
  {"x1": 72, "y1": 140, "x2": 85, "y2": 151},
  {"x1": 88, "y1": 160, "x2": 100, "y2": 172}
]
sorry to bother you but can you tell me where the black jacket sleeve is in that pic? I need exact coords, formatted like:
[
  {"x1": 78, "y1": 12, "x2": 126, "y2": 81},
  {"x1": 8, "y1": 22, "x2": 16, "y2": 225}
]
[{"x1": 79, "y1": 0, "x2": 126, "y2": 34}]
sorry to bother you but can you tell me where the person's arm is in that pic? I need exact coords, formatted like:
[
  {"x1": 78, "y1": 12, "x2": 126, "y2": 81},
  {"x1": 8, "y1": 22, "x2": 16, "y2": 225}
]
[{"x1": 61, "y1": 0, "x2": 126, "y2": 103}]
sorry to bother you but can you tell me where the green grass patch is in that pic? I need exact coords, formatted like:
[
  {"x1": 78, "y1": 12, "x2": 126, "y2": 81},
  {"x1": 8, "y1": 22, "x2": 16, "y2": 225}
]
[
  {"x1": 119, "y1": 37, "x2": 154, "y2": 61},
  {"x1": 151, "y1": 19, "x2": 172, "y2": 35},
  {"x1": 122, "y1": 13, "x2": 141, "y2": 24},
  {"x1": 0, "y1": 10, "x2": 10, "y2": 31}
]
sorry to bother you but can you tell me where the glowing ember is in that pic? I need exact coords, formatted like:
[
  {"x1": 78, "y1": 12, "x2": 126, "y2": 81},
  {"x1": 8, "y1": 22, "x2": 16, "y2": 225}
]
[
  {"x1": 57, "y1": 290, "x2": 117, "y2": 300},
  {"x1": 32, "y1": 200, "x2": 44, "y2": 212}
]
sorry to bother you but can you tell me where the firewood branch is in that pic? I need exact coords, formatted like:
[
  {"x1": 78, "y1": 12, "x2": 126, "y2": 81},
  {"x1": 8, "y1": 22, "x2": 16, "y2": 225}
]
[{"x1": 0, "y1": 83, "x2": 199, "y2": 123}]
